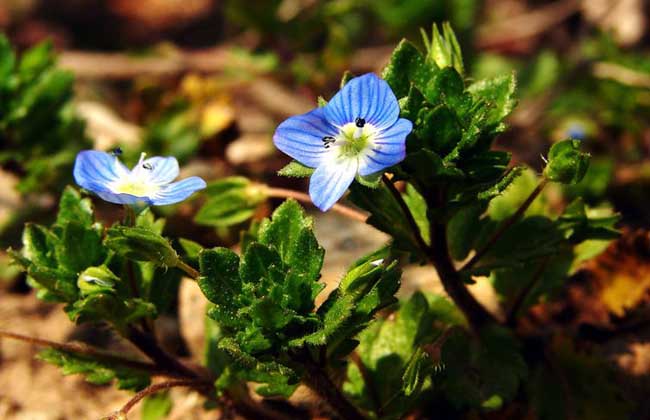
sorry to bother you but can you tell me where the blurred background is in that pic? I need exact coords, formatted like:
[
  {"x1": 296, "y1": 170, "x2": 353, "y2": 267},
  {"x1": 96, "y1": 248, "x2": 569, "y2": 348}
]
[{"x1": 1, "y1": 0, "x2": 650, "y2": 418}]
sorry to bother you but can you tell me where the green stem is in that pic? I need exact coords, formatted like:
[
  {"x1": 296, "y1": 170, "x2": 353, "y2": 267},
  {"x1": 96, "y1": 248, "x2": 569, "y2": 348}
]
[
  {"x1": 429, "y1": 223, "x2": 497, "y2": 331},
  {"x1": 302, "y1": 360, "x2": 367, "y2": 420},
  {"x1": 381, "y1": 175, "x2": 430, "y2": 253},
  {"x1": 176, "y1": 259, "x2": 200, "y2": 279},
  {"x1": 461, "y1": 177, "x2": 548, "y2": 272},
  {"x1": 381, "y1": 175, "x2": 496, "y2": 331}
]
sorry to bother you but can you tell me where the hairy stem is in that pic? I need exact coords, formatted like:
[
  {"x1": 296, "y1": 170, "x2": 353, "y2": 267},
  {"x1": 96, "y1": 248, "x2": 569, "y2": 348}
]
[
  {"x1": 506, "y1": 256, "x2": 550, "y2": 327},
  {"x1": 265, "y1": 186, "x2": 367, "y2": 222},
  {"x1": 302, "y1": 360, "x2": 367, "y2": 420},
  {"x1": 380, "y1": 176, "x2": 496, "y2": 331},
  {"x1": 461, "y1": 178, "x2": 548, "y2": 272},
  {"x1": 430, "y1": 224, "x2": 497, "y2": 330}
]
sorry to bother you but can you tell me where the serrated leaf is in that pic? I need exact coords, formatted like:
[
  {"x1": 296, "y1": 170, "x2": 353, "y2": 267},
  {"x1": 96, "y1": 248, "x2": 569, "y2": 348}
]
[
  {"x1": 467, "y1": 72, "x2": 517, "y2": 131},
  {"x1": 195, "y1": 177, "x2": 265, "y2": 228},
  {"x1": 382, "y1": 39, "x2": 434, "y2": 98},
  {"x1": 199, "y1": 247, "x2": 245, "y2": 329},
  {"x1": 258, "y1": 199, "x2": 324, "y2": 280},
  {"x1": 38, "y1": 348, "x2": 151, "y2": 391},
  {"x1": 56, "y1": 186, "x2": 94, "y2": 228},
  {"x1": 105, "y1": 226, "x2": 179, "y2": 267}
]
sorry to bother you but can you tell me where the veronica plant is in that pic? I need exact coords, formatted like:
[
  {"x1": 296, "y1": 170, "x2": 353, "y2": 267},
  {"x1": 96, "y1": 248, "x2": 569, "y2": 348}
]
[{"x1": 7, "y1": 24, "x2": 627, "y2": 420}]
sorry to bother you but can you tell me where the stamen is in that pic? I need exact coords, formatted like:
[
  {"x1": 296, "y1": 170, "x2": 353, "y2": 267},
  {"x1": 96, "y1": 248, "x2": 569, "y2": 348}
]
[
  {"x1": 322, "y1": 136, "x2": 336, "y2": 149},
  {"x1": 137, "y1": 152, "x2": 147, "y2": 166},
  {"x1": 111, "y1": 147, "x2": 123, "y2": 156},
  {"x1": 355, "y1": 117, "x2": 366, "y2": 128},
  {"x1": 142, "y1": 163, "x2": 153, "y2": 170}
]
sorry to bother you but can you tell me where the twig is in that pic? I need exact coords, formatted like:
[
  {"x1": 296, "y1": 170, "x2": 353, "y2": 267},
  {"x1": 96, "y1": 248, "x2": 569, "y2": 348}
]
[
  {"x1": 381, "y1": 174, "x2": 430, "y2": 252},
  {"x1": 461, "y1": 178, "x2": 548, "y2": 272},
  {"x1": 593, "y1": 61, "x2": 650, "y2": 89},
  {"x1": 0, "y1": 330, "x2": 175, "y2": 376},
  {"x1": 106, "y1": 379, "x2": 209, "y2": 419},
  {"x1": 264, "y1": 187, "x2": 367, "y2": 222}
]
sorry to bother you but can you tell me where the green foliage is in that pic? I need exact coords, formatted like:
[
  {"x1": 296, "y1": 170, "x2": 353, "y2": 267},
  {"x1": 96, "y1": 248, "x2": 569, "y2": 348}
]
[
  {"x1": 106, "y1": 226, "x2": 180, "y2": 268},
  {"x1": 38, "y1": 348, "x2": 150, "y2": 391},
  {"x1": 440, "y1": 326, "x2": 527, "y2": 410},
  {"x1": 195, "y1": 177, "x2": 266, "y2": 228},
  {"x1": 344, "y1": 292, "x2": 460, "y2": 419},
  {"x1": 0, "y1": 36, "x2": 90, "y2": 194},
  {"x1": 199, "y1": 200, "x2": 400, "y2": 397}
]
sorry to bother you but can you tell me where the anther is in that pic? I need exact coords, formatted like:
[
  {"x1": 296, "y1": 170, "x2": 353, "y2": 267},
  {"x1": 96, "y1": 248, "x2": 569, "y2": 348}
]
[
  {"x1": 142, "y1": 163, "x2": 153, "y2": 170},
  {"x1": 322, "y1": 136, "x2": 336, "y2": 149},
  {"x1": 355, "y1": 117, "x2": 366, "y2": 128},
  {"x1": 111, "y1": 147, "x2": 123, "y2": 156}
]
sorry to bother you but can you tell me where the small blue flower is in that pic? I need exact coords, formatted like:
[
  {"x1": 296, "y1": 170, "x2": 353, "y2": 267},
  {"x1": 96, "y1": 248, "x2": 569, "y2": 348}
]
[
  {"x1": 273, "y1": 73, "x2": 413, "y2": 211},
  {"x1": 74, "y1": 150, "x2": 206, "y2": 206}
]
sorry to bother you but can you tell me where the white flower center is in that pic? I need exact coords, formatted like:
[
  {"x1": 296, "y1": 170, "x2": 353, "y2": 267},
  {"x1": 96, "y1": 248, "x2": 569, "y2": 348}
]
[
  {"x1": 328, "y1": 121, "x2": 378, "y2": 159},
  {"x1": 108, "y1": 153, "x2": 161, "y2": 197}
]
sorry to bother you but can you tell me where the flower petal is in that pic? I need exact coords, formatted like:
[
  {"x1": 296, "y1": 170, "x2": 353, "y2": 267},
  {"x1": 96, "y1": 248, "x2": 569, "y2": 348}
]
[
  {"x1": 273, "y1": 107, "x2": 336, "y2": 168},
  {"x1": 324, "y1": 73, "x2": 399, "y2": 130},
  {"x1": 150, "y1": 176, "x2": 207, "y2": 206},
  {"x1": 140, "y1": 156, "x2": 179, "y2": 184},
  {"x1": 309, "y1": 157, "x2": 357, "y2": 211},
  {"x1": 74, "y1": 150, "x2": 129, "y2": 192},
  {"x1": 358, "y1": 118, "x2": 412, "y2": 176}
]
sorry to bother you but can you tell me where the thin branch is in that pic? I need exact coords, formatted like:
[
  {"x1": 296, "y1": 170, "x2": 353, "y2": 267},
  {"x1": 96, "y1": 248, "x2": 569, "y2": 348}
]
[
  {"x1": 264, "y1": 187, "x2": 367, "y2": 222},
  {"x1": 0, "y1": 330, "x2": 176, "y2": 376},
  {"x1": 349, "y1": 352, "x2": 381, "y2": 415},
  {"x1": 106, "y1": 379, "x2": 209, "y2": 420},
  {"x1": 461, "y1": 177, "x2": 548, "y2": 272},
  {"x1": 381, "y1": 174, "x2": 430, "y2": 252}
]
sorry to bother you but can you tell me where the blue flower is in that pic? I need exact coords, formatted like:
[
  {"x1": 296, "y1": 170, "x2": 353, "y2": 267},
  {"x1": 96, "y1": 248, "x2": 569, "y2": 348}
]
[
  {"x1": 273, "y1": 73, "x2": 413, "y2": 211},
  {"x1": 74, "y1": 150, "x2": 206, "y2": 206}
]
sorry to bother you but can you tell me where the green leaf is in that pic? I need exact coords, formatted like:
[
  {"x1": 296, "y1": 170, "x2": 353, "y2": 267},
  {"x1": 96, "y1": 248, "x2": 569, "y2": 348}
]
[
  {"x1": 544, "y1": 139, "x2": 591, "y2": 184},
  {"x1": 195, "y1": 177, "x2": 265, "y2": 228},
  {"x1": 38, "y1": 348, "x2": 150, "y2": 391},
  {"x1": 467, "y1": 72, "x2": 517, "y2": 132},
  {"x1": 382, "y1": 39, "x2": 434, "y2": 98},
  {"x1": 349, "y1": 183, "x2": 426, "y2": 260},
  {"x1": 22, "y1": 223, "x2": 57, "y2": 268},
  {"x1": 424, "y1": 22, "x2": 464, "y2": 75},
  {"x1": 440, "y1": 325, "x2": 527, "y2": 410},
  {"x1": 278, "y1": 160, "x2": 315, "y2": 178},
  {"x1": 199, "y1": 247, "x2": 245, "y2": 329},
  {"x1": 105, "y1": 226, "x2": 179, "y2": 267},
  {"x1": 56, "y1": 186, "x2": 94, "y2": 228},
  {"x1": 56, "y1": 221, "x2": 105, "y2": 274},
  {"x1": 344, "y1": 292, "x2": 453, "y2": 418},
  {"x1": 179, "y1": 238, "x2": 203, "y2": 260},
  {"x1": 257, "y1": 199, "x2": 324, "y2": 281},
  {"x1": 141, "y1": 392, "x2": 173, "y2": 420},
  {"x1": 0, "y1": 35, "x2": 15, "y2": 86}
]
